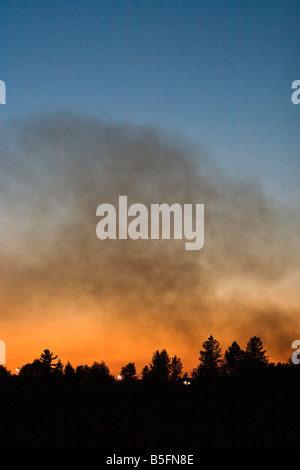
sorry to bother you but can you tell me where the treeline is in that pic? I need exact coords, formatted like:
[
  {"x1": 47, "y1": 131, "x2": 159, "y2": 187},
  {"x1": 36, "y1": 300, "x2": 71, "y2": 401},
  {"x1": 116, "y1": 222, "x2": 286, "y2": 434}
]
[{"x1": 0, "y1": 334, "x2": 298, "y2": 384}]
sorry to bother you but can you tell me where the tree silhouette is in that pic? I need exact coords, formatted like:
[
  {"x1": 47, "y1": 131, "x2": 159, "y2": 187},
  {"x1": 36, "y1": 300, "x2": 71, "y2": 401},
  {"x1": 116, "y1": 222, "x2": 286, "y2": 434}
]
[
  {"x1": 224, "y1": 341, "x2": 245, "y2": 375},
  {"x1": 0, "y1": 365, "x2": 11, "y2": 384},
  {"x1": 19, "y1": 359, "x2": 51, "y2": 378},
  {"x1": 149, "y1": 349, "x2": 171, "y2": 381},
  {"x1": 120, "y1": 362, "x2": 138, "y2": 380},
  {"x1": 40, "y1": 349, "x2": 58, "y2": 369},
  {"x1": 245, "y1": 336, "x2": 269, "y2": 366},
  {"x1": 64, "y1": 361, "x2": 75, "y2": 376},
  {"x1": 141, "y1": 365, "x2": 151, "y2": 380},
  {"x1": 169, "y1": 355, "x2": 183, "y2": 381},
  {"x1": 75, "y1": 364, "x2": 90, "y2": 381},
  {"x1": 192, "y1": 335, "x2": 223, "y2": 378},
  {"x1": 90, "y1": 361, "x2": 114, "y2": 381},
  {"x1": 53, "y1": 359, "x2": 64, "y2": 375}
]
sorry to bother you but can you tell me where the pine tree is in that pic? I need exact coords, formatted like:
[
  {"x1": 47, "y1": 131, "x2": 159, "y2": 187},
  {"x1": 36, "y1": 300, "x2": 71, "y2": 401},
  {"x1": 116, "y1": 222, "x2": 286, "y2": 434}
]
[
  {"x1": 39, "y1": 349, "x2": 58, "y2": 369},
  {"x1": 224, "y1": 341, "x2": 245, "y2": 374},
  {"x1": 245, "y1": 336, "x2": 269, "y2": 365},
  {"x1": 192, "y1": 335, "x2": 223, "y2": 378},
  {"x1": 64, "y1": 361, "x2": 75, "y2": 376},
  {"x1": 169, "y1": 355, "x2": 183, "y2": 381},
  {"x1": 149, "y1": 349, "x2": 171, "y2": 381}
]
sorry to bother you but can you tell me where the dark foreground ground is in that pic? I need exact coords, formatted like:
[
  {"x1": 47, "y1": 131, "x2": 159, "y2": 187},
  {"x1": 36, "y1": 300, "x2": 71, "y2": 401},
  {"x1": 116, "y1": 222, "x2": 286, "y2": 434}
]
[{"x1": 0, "y1": 371, "x2": 299, "y2": 451}]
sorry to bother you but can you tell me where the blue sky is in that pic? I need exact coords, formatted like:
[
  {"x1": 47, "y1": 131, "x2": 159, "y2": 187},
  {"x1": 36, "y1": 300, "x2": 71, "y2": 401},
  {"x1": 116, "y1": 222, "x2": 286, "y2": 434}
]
[{"x1": 1, "y1": 0, "x2": 299, "y2": 201}]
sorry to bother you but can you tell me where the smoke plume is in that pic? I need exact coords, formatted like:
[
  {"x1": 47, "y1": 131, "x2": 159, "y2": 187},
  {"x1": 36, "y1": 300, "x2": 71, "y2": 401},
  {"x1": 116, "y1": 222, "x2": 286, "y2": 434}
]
[{"x1": 0, "y1": 113, "x2": 299, "y2": 362}]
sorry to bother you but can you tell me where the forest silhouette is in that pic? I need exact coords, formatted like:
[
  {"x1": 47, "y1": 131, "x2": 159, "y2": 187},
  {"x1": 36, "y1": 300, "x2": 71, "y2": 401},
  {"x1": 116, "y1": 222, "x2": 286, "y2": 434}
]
[{"x1": 0, "y1": 335, "x2": 299, "y2": 450}]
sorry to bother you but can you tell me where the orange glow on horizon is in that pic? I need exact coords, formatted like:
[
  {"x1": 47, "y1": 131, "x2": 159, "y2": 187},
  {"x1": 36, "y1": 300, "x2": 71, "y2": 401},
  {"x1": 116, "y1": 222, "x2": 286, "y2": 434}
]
[{"x1": 1, "y1": 306, "x2": 295, "y2": 377}]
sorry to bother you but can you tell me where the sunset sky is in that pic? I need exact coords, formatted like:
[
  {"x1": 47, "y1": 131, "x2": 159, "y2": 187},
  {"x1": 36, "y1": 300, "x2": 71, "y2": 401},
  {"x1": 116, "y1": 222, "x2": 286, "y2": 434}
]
[{"x1": 1, "y1": 0, "x2": 300, "y2": 375}]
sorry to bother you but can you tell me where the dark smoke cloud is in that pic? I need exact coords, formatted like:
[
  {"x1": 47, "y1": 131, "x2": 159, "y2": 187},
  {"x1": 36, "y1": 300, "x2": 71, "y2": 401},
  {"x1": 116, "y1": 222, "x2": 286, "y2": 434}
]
[{"x1": 0, "y1": 113, "x2": 299, "y2": 353}]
